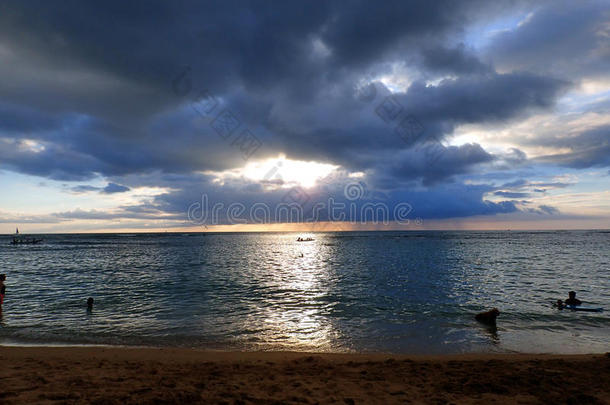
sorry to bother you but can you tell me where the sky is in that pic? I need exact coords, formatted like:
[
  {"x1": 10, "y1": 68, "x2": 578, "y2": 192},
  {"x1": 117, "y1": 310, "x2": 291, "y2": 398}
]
[{"x1": 0, "y1": 0, "x2": 609, "y2": 233}]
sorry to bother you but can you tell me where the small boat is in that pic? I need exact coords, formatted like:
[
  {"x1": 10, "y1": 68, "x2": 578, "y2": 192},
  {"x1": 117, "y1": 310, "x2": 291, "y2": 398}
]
[
  {"x1": 10, "y1": 228, "x2": 43, "y2": 245},
  {"x1": 296, "y1": 237, "x2": 315, "y2": 242},
  {"x1": 11, "y1": 237, "x2": 43, "y2": 245}
]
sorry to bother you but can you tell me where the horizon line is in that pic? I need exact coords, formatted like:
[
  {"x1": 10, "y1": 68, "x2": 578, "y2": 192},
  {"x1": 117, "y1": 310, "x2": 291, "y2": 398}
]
[{"x1": 2, "y1": 227, "x2": 609, "y2": 235}]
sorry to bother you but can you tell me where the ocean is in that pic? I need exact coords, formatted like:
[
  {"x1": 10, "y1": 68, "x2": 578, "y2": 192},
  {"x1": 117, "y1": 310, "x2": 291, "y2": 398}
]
[{"x1": 0, "y1": 231, "x2": 608, "y2": 354}]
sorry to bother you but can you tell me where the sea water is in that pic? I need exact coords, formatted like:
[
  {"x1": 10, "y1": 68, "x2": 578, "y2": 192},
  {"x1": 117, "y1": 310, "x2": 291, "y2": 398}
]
[{"x1": 0, "y1": 231, "x2": 608, "y2": 353}]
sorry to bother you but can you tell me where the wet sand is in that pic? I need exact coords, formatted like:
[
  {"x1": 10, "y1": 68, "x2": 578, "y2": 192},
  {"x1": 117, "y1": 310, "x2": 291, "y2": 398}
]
[{"x1": 0, "y1": 347, "x2": 608, "y2": 404}]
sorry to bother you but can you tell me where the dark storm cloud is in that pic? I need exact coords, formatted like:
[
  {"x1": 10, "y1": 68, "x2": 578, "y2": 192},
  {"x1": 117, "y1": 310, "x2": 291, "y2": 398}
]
[
  {"x1": 379, "y1": 143, "x2": 495, "y2": 186},
  {"x1": 486, "y1": 0, "x2": 610, "y2": 80},
  {"x1": 103, "y1": 183, "x2": 130, "y2": 194},
  {"x1": 0, "y1": 102, "x2": 65, "y2": 133},
  {"x1": 419, "y1": 44, "x2": 492, "y2": 75},
  {"x1": 401, "y1": 73, "x2": 566, "y2": 130},
  {"x1": 70, "y1": 183, "x2": 131, "y2": 194},
  {"x1": 259, "y1": 71, "x2": 565, "y2": 180},
  {"x1": 0, "y1": 0, "x2": 594, "y2": 223},
  {"x1": 320, "y1": 0, "x2": 485, "y2": 67},
  {"x1": 531, "y1": 125, "x2": 610, "y2": 168},
  {"x1": 0, "y1": 0, "x2": 566, "y2": 179},
  {"x1": 0, "y1": 137, "x2": 104, "y2": 181}
]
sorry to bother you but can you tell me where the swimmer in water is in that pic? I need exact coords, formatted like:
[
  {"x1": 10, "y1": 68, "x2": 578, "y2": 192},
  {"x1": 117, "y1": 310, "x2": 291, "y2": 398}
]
[{"x1": 564, "y1": 291, "x2": 582, "y2": 307}]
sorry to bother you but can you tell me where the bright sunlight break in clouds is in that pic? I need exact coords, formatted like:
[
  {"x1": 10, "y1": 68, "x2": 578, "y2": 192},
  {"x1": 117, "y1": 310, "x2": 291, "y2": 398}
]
[
  {"x1": 207, "y1": 156, "x2": 339, "y2": 190},
  {"x1": 0, "y1": 0, "x2": 609, "y2": 233}
]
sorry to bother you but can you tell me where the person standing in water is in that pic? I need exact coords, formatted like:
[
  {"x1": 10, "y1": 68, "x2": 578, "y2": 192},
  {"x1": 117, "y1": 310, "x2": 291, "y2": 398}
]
[{"x1": 0, "y1": 274, "x2": 6, "y2": 312}]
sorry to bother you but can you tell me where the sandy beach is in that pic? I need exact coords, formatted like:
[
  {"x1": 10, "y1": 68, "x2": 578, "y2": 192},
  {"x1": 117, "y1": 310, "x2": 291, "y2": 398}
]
[{"x1": 0, "y1": 347, "x2": 608, "y2": 404}]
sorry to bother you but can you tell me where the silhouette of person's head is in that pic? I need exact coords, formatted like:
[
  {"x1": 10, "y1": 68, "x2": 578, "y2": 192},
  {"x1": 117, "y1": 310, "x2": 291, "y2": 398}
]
[
  {"x1": 569, "y1": 291, "x2": 576, "y2": 299},
  {"x1": 87, "y1": 297, "x2": 94, "y2": 310}
]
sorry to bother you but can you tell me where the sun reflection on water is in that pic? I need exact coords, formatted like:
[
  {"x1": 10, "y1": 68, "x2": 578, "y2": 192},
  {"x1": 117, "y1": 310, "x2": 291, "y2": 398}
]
[{"x1": 254, "y1": 234, "x2": 340, "y2": 351}]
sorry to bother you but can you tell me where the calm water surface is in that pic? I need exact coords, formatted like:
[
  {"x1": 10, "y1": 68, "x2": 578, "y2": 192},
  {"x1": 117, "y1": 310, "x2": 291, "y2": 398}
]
[{"x1": 0, "y1": 231, "x2": 608, "y2": 354}]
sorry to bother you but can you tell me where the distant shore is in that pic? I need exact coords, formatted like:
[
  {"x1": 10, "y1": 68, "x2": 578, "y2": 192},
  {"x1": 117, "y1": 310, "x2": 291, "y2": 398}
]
[{"x1": 1, "y1": 346, "x2": 608, "y2": 404}]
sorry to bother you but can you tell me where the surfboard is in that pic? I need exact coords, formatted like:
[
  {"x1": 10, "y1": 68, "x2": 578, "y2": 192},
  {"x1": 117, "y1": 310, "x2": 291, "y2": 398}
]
[{"x1": 565, "y1": 305, "x2": 603, "y2": 312}]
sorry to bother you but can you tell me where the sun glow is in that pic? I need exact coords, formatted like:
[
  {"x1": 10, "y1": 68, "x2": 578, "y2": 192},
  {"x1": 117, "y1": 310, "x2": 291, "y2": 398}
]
[{"x1": 210, "y1": 156, "x2": 340, "y2": 189}]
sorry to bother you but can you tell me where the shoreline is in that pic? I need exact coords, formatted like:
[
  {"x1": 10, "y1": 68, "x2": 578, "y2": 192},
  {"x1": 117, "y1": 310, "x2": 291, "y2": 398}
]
[
  {"x1": 2, "y1": 339, "x2": 608, "y2": 355},
  {"x1": 1, "y1": 341, "x2": 608, "y2": 356},
  {"x1": 1, "y1": 346, "x2": 608, "y2": 404}
]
